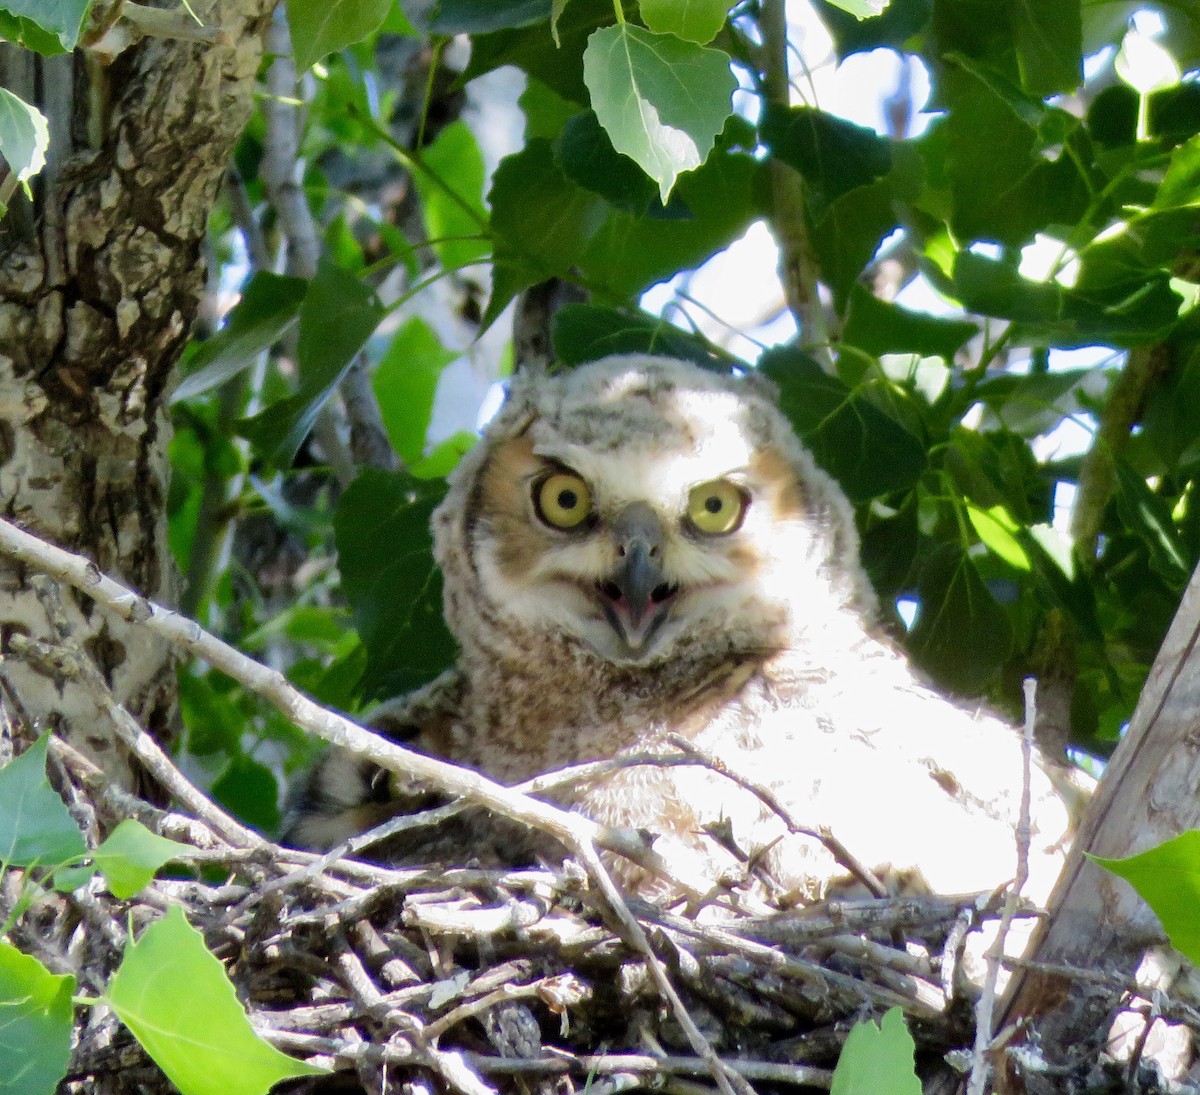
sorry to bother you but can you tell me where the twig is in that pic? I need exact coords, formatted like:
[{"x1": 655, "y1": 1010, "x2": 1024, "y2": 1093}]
[
  {"x1": 465, "y1": 1052, "x2": 833, "y2": 1088},
  {"x1": 759, "y1": 0, "x2": 831, "y2": 361},
  {"x1": 0, "y1": 516, "x2": 747, "y2": 1095},
  {"x1": 667, "y1": 733, "x2": 887, "y2": 897},
  {"x1": 967, "y1": 678, "x2": 1037, "y2": 1095},
  {"x1": 120, "y1": 3, "x2": 227, "y2": 45},
  {"x1": 1071, "y1": 344, "x2": 1171, "y2": 561}
]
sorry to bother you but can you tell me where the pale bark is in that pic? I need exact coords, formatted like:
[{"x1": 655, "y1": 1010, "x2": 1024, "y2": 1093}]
[
  {"x1": 0, "y1": 0, "x2": 273, "y2": 788},
  {"x1": 998, "y1": 560, "x2": 1200, "y2": 1089}
]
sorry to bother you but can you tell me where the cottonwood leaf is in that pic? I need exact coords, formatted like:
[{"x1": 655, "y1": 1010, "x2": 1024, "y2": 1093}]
[
  {"x1": 91, "y1": 819, "x2": 192, "y2": 901},
  {"x1": 907, "y1": 545, "x2": 1013, "y2": 692},
  {"x1": 0, "y1": 0, "x2": 88, "y2": 51},
  {"x1": 0, "y1": 89, "x2": 49, "y2": 197},
  {"x1": 414, "y1": 120, "x2": 489, "y2": 273},
  {"x1": 0, "y1": 942, "x2": 74, "y2": 1095},
  {"x1": 105, "y1": 905, "x2": 325, "y2": 1095},
  {"x1": 238, "y1": 260, "x2": 384, "y2": 468},
  {"x1": 335, "y1": 470, "x2": 457, "y2": 698},
  {"x1": 372, "y1": 318, "x2": 456, "y2": 465},
  {"x1": 173, "y1": 273, "x2": 306, "y2": 403},
  {"x1": 639, "y1": 0, "x2": 730, "y2": 44},
  {"x1": 831, "y1": 1007, "x2": 921, "y2": 1095},
  {"x1": 842, "y1": 286, "x2": 978, "y2": 360},
  {"x1": 427, "y1": 0, "x2": 551, "y2": 33},
  {"x1": 761, "y1": 347, "x2": 926, "y2": 502},
  {"x1": 0, "y1": 733, "x2": 86, "y2": 868},
  {"x1": 1092, "y1": 832, "x2": 1200, "y2": 965},
  {"x1": 286, "y1": 0, "x2": 392, "y2": 71},
  {"x1": 823, "y1": 0, "x2": 890, "y2": 17},
  {"x1": 583, "y1": 24, "x2": 736, "y2": 202}
]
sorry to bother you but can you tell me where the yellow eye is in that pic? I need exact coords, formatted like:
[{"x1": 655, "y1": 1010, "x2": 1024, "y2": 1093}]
[
  {"x1": 687, "y1": 479, "x2": 747, "y2": 535},
  {"x1": 535, "y1": 472, "x2": 593, "y2": 529}
]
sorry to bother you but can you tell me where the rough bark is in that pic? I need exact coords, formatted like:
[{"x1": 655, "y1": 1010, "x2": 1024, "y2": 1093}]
[
  {"x1": 0, "y1": 0, "x2": 273, "y2": 789},
  {"x1": 998, "y1": 560, "x2": 1200, "y2": 1089}
]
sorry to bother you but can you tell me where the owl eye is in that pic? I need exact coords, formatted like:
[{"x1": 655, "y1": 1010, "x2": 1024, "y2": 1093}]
[
  {"x1": 534, "y1": 472, "x2": 594, "y2": 530},
  {"x1": 686, "y1": 479, "x2": 747, "y2": 535}
]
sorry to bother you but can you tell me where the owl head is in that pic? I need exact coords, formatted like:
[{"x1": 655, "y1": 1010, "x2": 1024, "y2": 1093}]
[{"x1": 432, "y1": 355, "x2": 876, "y2": 670}]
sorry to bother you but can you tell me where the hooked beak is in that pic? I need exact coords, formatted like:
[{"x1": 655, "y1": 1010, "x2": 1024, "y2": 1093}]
[{"x1": 597, "y1": 503, "x2": 678, "y2": 652}]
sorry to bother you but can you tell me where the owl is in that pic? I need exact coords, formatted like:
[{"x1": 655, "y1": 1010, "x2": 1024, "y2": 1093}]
[{"x1": 288, "y1": 354, "x2": 1083, "y2": 909}]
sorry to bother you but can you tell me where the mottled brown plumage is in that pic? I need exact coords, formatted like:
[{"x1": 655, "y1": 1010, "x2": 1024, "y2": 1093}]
[{"x1": 288, "y1": 355, "x2": 1083, "y2": 909}]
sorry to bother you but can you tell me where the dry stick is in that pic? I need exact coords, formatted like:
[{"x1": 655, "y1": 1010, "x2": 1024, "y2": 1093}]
[
  {"x1": 0, "y1": 517, "x2": 750, "y2": 1095},
  {"x1": 666, "y1": 733, "x2": 888, "y2": 898},
  {"x1": 967, "y1": 678, "x2": 1036, "y2": 1095}
]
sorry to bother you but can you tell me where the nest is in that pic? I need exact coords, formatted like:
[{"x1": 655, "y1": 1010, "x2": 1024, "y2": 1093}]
[{"x1": 18, "y1": 730, "x2": 1008, "y2": 1095}]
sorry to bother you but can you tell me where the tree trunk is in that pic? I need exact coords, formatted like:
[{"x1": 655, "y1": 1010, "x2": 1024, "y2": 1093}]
[
  {"x1": 998, "y1": 562, "x2": 1200, "y2": 1088},
  {"x1": 0, "y1": 0, "x2": 272, "y2": 789}
]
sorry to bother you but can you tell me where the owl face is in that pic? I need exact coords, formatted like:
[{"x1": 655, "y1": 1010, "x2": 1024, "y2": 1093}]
[{"x1": 434, "y1": 356, "x2": 872, "y2": 668}]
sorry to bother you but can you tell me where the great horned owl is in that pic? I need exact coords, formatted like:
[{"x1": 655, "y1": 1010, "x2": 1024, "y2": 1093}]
[{"x1": 289, "y1": 354, "x2": 1082, "y2": 907}]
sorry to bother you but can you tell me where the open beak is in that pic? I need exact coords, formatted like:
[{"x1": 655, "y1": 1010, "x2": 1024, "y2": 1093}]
[{"x1": 597, "y1": 503, "x2": 677, "y2": 651}]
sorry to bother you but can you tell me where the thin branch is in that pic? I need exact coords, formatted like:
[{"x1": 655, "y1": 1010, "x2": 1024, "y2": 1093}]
[
  {"x1": 1071, "y1": 343, "x2": 1172, "y2": 561},
  {"x1": 967, "y1": 678, "x2": 1037, "y2": 1095},
  {"x1": 759, "y1": 0, "x2": 830, "y2": 362}
]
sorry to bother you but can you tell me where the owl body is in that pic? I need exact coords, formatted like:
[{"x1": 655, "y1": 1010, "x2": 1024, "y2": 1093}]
[{"x1": 292, "y1": 354, "x2": 1080, "y2": 909}]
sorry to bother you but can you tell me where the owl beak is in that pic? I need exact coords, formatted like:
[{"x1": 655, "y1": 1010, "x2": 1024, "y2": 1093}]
[{"x1": 598, "y1": 504, "x2": 677, "y2": 651}]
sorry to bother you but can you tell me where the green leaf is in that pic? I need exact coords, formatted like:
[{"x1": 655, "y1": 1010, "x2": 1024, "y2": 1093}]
[
  {"x1": 1010, "y1": 0, "x2": 1082, "y2": 97},
  {"x1": 813, "y1": 0, "x2": 929, "y2": 59},
  {"x1": 485, "y1": 139, "x2": 604, "y2": 326},
  {"x1": 582, "y1": 24, "x2": 736, "y2": 202},
  {"x1": 842, "y1": 286, "x2": 978, "y2": 360},
  {"x1": 639, "y1": 0, "x2": 730, "y2": 44},
  {"x1": 831, "y1": 1007, "x2": 921, "y2": 1095},
  {"x1": 760, "y1": 347, "x2": 926, "y2": 503},
  {"x1": 579, "y1": 149, "x2": 762, "y2": 300},
  {"x1": 973, "y1": 368, "x2": 1093, "y2": 438},
  {"x1": 172, "y1": 273, "x2": 307, "y2": 403},
  {"x1": 952, "y1": 250, "x2": 1183, "y2": 348},
  {"x1": 967, "y1": 503, "x2": 1032, "y2": 571},
  {"x1": 286, "y1": 0, "x2": 392, "y2": 71},
  {"x1": 556, "y1": 110, "x2": 661, "y2": 216},
  {"x1": 106, "y1": 905, "x2": 325, "y2": 1095},
  {"x1": 760, "y1": 104, "x2": 892, "y2": 206},
  {"x1": 213, "y1": 756, "x2": 281, "y2": 835},
  {"x1": 938, "y1": 63, "x2": 1088, "y2": 246},
  {"x1": 238, "y1": 260, "x2": 385, "y2": 468},
  {"x1": 809, "y1": 176, "x2": 899, "y2": 309},
  {"x1": 335, "y1": 470, "x2": 458, "y2": 698},
  {"x1": 0, "y1": 0, "x2": 89, "y2": 50},
  {"x1": 0, "y1": 734, "x2": 86, "y2": 868},
  {"x1": 90, "y1": 820, "x2": 191, "y2": 900},
  {"x1": 552, "y1": 303, "x2": 722, "y2": 367},
  {"x1": 427, "y1": 0, "x2": 551, "y2": 33},
  {"x1": 907, "y1": 544, "x2": 1013, "y2": 692},
  {"x1": 1091, "y1": 831, "x2": 1200, "y2": 965},
  {"x1": 372, "y1": 318, "x2": 455, "y2": 466},
  {"x1": 1113, "y1": 459, "x2": 1191, "y2": 589},
  {"x1": 0, "y1": 89, "x2": 49, "y2": 193},
  {"x1": 461, "y1": 0, "x2": 617, "y2": 103},
  {"x1": 0, "y1": 941, "x2": 74, "y2": 1095},
  {"x1": 823, "y1": 0, "x2": 890, "y2": 17},
  {"x1": 414, "y1": 120, "x2": 489, "y2": 273}
]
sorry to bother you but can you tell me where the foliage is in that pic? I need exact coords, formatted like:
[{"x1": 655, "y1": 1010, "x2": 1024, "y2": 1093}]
[
  {"x1": 0, "y1": 736, "x2": 314, "y2": 1094},
  {"x1": 1092, "y1": 832, "x2": 1200, "y2": 965},
  {"x1": 830, "y1": 1007, "x2": 922, "y2": 1095},
  {"x1": 3, "y1": 0, "x2": 1200, "y2": 1088}
]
